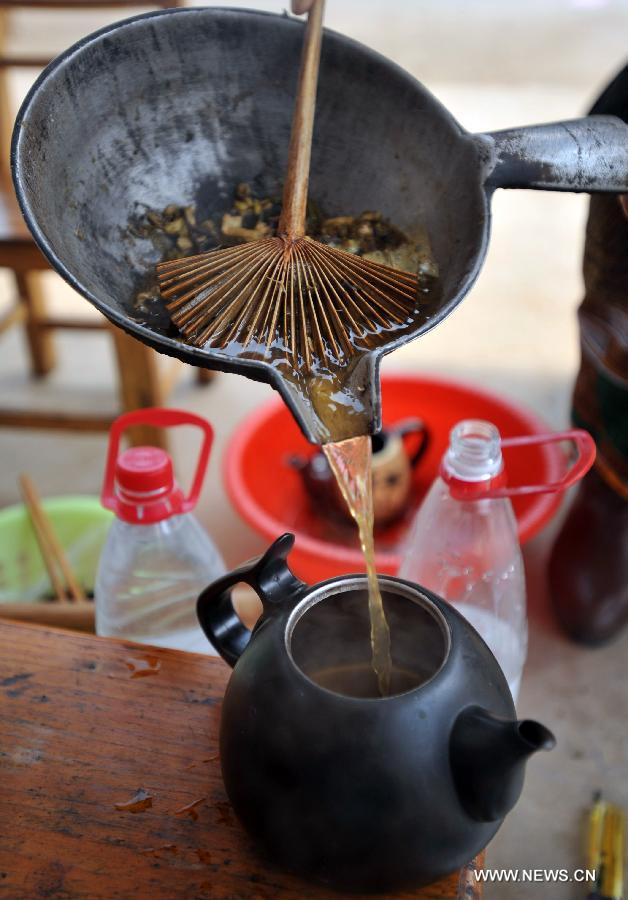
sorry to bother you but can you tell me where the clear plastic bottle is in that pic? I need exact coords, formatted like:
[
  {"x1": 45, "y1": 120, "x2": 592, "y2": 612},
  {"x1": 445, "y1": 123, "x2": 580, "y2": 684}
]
[
  {"x1": 95, "y1": 512, "x2": 225, "y2": 653},
  {"x1": 398, "y1": 419, "x2": 527, "y2": 701},
  {"x1": 95, "y1": 409, "x2": 225, "y2": 654}
]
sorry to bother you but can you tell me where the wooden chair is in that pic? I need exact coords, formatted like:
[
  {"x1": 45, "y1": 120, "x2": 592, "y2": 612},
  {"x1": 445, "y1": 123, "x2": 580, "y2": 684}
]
[{"x1": 0, "y1": 0, "x2": 213, "y2": 450}]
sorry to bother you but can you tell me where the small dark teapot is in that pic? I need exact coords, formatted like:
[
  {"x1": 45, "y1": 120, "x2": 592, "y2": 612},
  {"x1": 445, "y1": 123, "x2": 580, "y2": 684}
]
[
  {"x1": 288, "y1": 418, "x2": 428, "y2": 527},
  {"x1": 197, "y1": 534, "x2": 554, "y2": 892}
]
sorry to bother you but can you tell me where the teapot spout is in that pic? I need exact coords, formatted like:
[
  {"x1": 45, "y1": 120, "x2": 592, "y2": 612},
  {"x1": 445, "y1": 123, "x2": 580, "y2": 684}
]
[{"x1": 450, "y1": 706, "x2": 555, "y2": 823}]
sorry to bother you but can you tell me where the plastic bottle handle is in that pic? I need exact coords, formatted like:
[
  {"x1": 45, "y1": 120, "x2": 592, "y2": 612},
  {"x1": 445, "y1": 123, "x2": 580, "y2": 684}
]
[
  {"x1": 483, "y1": 428, "x2": 596, "y2": 499},
  {"x1": 101, "y1": 408, "x2": 214, "y2": 513}
]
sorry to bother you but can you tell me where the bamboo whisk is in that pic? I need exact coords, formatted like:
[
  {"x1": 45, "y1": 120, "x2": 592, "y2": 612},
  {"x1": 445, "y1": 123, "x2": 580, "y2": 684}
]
[{"x1": 157, "y1": 0, "x2": 420, "y2": 372}]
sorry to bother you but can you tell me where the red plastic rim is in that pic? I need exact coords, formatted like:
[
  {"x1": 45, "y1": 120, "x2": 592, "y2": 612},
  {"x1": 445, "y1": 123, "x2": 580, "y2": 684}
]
[{"x1": 224, "y1": 374, "x2": 565, "y2": 581}]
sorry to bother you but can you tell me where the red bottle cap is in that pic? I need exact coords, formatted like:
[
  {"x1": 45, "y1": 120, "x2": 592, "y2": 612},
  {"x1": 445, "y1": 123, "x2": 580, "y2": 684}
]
[
  {"x1": 101, "y1": 408, "x2": 214, "y2": 525},
  {"x1": 113, "y1": 447, "x2": 184, "y2": 524}
]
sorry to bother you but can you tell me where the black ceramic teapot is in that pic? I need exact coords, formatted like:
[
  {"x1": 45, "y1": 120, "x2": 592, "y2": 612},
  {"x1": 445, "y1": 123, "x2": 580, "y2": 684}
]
[{"x1": 197, "y1": 534, "x2": 554, "y2": 891}]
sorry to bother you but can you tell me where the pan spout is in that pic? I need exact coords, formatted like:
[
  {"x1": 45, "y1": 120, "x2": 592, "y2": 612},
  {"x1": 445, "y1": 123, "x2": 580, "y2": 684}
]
[{"x1": 276, "y1": 352, "x2": 382, "y2": 444}]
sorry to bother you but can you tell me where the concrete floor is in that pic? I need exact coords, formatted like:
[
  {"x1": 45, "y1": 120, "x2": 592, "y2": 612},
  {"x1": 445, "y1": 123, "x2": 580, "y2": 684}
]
[{"x1": 0, "y1": 2, "x2": 627, "y2": 897}]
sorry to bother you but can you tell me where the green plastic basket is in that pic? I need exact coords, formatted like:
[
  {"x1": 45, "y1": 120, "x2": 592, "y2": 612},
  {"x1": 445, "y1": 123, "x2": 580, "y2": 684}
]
[{"x1": 0, "y1": 496, "x2": 113, "y2": 603}]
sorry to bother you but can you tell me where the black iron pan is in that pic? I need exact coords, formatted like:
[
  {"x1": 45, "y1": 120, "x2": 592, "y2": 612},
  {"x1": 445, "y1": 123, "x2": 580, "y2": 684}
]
[{"x1": 12, "y1": 8, "x2": 628, "y2": 441}]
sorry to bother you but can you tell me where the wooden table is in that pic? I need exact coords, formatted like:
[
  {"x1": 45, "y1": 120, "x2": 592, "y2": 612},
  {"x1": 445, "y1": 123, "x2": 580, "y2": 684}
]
[{"x1": 0, "y1": 621, "x2": 482, "y2": 898}]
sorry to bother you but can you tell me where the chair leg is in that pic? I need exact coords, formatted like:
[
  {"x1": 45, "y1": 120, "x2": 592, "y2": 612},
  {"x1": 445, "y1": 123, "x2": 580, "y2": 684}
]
[
  {"x1": 16, "y1": 271, "x2": 57, "y2": 377},
  {"x1": 109, "y1": 326, "x2": 168, "y2": 450},
  {"x1": 0, "y1": 11, "x2": 13, "y2": 193}
]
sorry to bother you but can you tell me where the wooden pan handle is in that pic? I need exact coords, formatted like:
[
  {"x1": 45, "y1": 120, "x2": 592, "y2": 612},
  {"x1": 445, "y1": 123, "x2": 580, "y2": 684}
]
[{"x1": 277, "y1": 0, "x2": 325, "y2": 240}]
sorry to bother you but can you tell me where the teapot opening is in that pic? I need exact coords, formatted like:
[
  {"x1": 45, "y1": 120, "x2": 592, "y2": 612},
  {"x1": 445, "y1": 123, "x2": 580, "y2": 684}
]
[{"x1": 286, "y1": 578, "x2": 450, "y2": 699}]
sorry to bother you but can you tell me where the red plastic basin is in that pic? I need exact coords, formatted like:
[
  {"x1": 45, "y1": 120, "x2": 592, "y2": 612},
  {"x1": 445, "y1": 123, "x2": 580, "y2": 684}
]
[{"x1": 225, "y1": 374, "x2": 565, "y2": 584}]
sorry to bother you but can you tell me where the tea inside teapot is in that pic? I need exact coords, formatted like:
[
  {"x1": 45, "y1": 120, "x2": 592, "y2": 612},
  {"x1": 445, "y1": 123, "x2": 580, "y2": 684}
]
[{"x1": 289, "y1": 578, "x2": 448, "y2": 699}]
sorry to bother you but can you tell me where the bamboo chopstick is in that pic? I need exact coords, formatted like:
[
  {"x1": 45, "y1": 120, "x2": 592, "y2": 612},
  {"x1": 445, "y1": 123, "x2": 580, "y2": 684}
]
[
  {"x1": 19, "y1": 474, "x2": 86, "y2": 603},
  {"x1": 19, "y1": 474, "x2": 66, "y2": 601}
]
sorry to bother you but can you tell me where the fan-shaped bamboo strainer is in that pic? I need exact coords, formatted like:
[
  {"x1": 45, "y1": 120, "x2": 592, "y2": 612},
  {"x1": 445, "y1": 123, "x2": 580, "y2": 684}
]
[{"x1": 157, "y1": 0, "x2": 422, "y2": 378}]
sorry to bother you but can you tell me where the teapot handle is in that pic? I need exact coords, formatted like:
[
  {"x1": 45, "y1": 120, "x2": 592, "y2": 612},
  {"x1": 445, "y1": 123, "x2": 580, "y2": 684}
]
[
  {"x1": 390, "y1": 417, "x2": 430, "y2": 468},
  {"x1": 197, "y1": 533, "x2": 306, "y2": 667}
]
